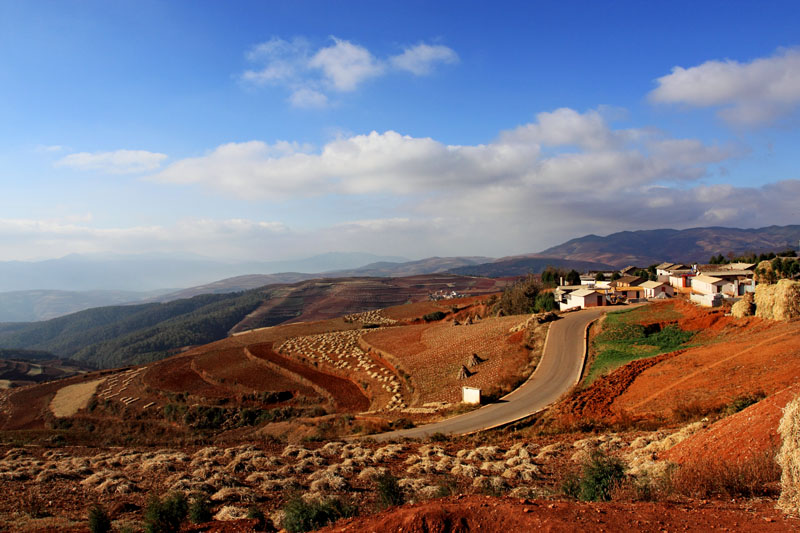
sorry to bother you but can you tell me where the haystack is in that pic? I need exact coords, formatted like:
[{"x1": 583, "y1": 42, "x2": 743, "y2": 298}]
[
  {"x1": 452, "y1": 319, "x2": 461, "y2": 326},
  {"x1": 755, "y1": 279, "x2": 800, "y2": 321},
  {"x1": 755, "y1": 260, "x2": 775, "y2": 284},
  {"x1": 464, "y1": 316, "x2": 473, "y2": 325},
  {"x1": 466, "y1": 353, "x2": 484, "y2": 368},
  {"x1": 731, "y1": 292, "x2": 755, "y2": 318},
  {"x1": 777, "y1": 395, "x2": 800, "y2": 514},
  {"x1": 457, "y1": 365, "x2": 472, "y2": 380}
]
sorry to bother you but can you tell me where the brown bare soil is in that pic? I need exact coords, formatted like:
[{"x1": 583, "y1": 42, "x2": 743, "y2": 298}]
[
  {"x1": 248, "y1": 343, "x2": 369, "y2": 412},
  {"x1": 362, "y1": 316, "x2": 529, "y2": 404},
  {"x1": 664, "y1": 384, "x2": 800, "y2": 466},
  {"x1": 320, "y1": 495, "x2": 796, "y2": 533}
]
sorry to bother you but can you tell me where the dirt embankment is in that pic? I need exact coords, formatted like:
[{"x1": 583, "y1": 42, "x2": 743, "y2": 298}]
[{"x1": 319, "y1": 495, "x2": 795, "y2": 533}]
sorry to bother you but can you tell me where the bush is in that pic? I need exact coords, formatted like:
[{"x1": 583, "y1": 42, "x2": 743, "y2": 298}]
[
  {"x1": 88, "y1": 504, "x2": 112, "y2": 533},
  {"x1": 724, "y1": 391, "x2": 767, "y2": 416},
  {"x1": 144, "y1": 492, "x2": 188, "y2": 533},
  {"x1": 496, "y1": 275, "x2": 542, "y2": 315},
  {"x1": 375, "y1": 472, "x2": 405, "y2": 508},
  {"x1": 563, "y1": 452, "x2": 627, "y2": 502},
  {"x1": 423, "y1": 311, "x2": 446, "y2": 322},
  {"x1": 671, "y1": 451, "x2": 780, "y2": 499},
  {"x1": 282, "y1": 496, "x2": 357, "y2": 533},
  {"x1": 247, "y1": 505, "x2": 267, "y2": 531},
  {"x1": 187, "y1": 494, "x2": 212, "y2": 524}
]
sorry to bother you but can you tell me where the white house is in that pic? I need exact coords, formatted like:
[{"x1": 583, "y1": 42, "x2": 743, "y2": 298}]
[
  {"x1": 691, "y1": 274, "x2": 726, "y2": 295},
  {"x1": 559, "y1": 288, "x2": 606, "y2": 311},
  {"x1": 640, "y1": 280, "x2": 674, "y2": 298}
]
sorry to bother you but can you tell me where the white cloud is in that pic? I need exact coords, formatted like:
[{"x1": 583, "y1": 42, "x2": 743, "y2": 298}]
[
  {"x1": 241, "y1": 36, "x2": 458, "y2": 107},
  {"x1": 289, "y1": 88, "x2": 328, "y2": 108},
  {"x1": 141, "y1": 106, "x2": 800, "y2": 259},
  {"x1": 151, "y1": 108, "x2": 732, "y2": 200},
  {"x1": 0, "y1": 216, "x2": 288, "y2": 261},
  {"x1": 390, "y1": 43, "x2": 459, "y2": 75},
  {"x1": 309, "y1": 38, "x2": 384, "y2": 91},
  {"x1": 55, "y1": 149, "x2": 167, "y2": 174},
  {"x1": 650, "y1": 47, "x2": 800, "y2": 126}
]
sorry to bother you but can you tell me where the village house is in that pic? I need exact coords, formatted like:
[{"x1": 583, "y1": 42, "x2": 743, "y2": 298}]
[
  {"x1": 640, "y1": 280, "x2": 674, "y2": 298},
  {"x1": 690, "y1": 274, "x2": 726, "y2": 295},
  {"x1": 609, "y1": 275, "x2": 644, "y2": 288},
  {"x1": 559, "y1": 288, "x2": 606, "y2": 311}
]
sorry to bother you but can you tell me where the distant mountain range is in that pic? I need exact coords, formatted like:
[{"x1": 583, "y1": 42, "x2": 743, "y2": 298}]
[
  {"x1": 0, "y1": 252, "x2": 407, "y2": 292},
  {"x1": 538, "y1": 225, "x2": 800, "y2": 267},
  {"x1": 2, "y1": 225, "x2": 797, "y2": 322},
  {"x1": 0, "y1": 274, "x2": 508, "y2": 369}
]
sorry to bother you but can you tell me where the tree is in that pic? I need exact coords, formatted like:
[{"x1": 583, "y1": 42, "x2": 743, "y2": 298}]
[
  {"x1": 594, "y1": 272, "x2": 606, "y2": 282},
  {"x1": 566, "y1": 270, "x2": 581, "y2": 285},
  {"x1": 610, "y1": 272, "x2": 621, "y2": 281}
]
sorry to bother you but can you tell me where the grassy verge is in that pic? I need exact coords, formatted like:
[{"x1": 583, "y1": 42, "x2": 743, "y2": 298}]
[{"x1": 585, "y1": 307, "x2": 694, "y2": 385}]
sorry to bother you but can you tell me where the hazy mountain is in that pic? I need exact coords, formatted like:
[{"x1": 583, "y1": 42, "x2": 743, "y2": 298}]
[
  {"x1": 537, "y1": 225, "x2": 800, "y2": 267},
  {"x1": 0, "y1": 252, "x2": 408, "y2": 292},
  {"x1": 447, "y1": 256, "x2": 615, "y2": 277},
  {"x1": 0, "y1": 274, "x2": 507, "y2": 369},
  {"x1": 0, "y1": 289, "x2": 174, "y2": 322},
  {"x1": 326, "y1": 256, "x2": 494, "y2": 277}
]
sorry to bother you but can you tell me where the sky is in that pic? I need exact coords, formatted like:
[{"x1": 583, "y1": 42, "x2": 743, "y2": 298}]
[{"x1": 1, "y1": 0, "x2": 799, "y2": 262}]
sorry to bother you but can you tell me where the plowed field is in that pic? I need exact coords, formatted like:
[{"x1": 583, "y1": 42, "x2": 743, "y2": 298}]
[{"x1": 362, "y1": 316, "x2": 529, "y2": 404}]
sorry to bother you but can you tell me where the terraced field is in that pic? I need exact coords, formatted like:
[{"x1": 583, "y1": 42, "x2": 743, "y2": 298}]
[{"x1": 362, "y1": 316, "x2": 530, "y2": 405}]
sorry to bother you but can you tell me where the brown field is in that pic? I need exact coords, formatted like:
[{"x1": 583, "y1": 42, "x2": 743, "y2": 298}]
[{"x1": 362, "y1": 316, "x2": 530, "y2": 404}]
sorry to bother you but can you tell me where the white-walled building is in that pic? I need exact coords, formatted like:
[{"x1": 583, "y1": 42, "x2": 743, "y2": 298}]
[
  {"x1": 640, "y1": 280, "x2": 674, "y2": 298},
  {"x1": 559, "y1": 288, "x2": 606, "y2": 311},
  {"x1": 691, "y1": 274, "x2": 726, "y2": 295}
]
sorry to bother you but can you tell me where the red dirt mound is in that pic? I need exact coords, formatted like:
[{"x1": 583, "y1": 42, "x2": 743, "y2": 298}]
[
  {"x1": 554, "y1": 351, "x2": 684, "y2": 422},
  {"x1": 318, "y1": 495, "x2": 796, "y2": 532},
  {"x1": 664, "y1": 384, "x2": 800, "y2": 465}
]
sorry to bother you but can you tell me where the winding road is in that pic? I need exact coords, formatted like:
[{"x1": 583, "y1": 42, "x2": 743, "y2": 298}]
[{"x1": 373, "y1": 306, "x2": 609, "y2": 441}]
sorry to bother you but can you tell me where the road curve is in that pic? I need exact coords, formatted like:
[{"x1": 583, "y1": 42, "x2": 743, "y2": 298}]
[{"x1": 372, "y1": 307, "x2": 609, "y2": 441}]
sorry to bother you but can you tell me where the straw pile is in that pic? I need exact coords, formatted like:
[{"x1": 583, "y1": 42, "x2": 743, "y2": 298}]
[
  {"x1": 777, "y1": 395, "x2": 800, "y2": 514},
  {"x1": 731, "y1": 292, "x2": 755, "y2": 318},
  {"x1": 755, "y1": 279, "x2": 800, "y2": 321}
]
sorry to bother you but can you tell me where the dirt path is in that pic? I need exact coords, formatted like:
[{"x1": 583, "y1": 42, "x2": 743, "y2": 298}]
[
  {"x1": 49, "y1": 378, "x2": 104, "y2": 417},
  {"x1": 629, "y1": 331, "x2": 795, "y2": 410}
]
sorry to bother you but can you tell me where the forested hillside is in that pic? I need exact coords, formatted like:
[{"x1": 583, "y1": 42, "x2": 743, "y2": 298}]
[{"x1": 0, "y1": 291, "x2": 265, "y2": 368}]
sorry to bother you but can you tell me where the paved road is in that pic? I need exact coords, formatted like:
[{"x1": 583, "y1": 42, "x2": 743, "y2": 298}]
[{"x1": 372, "y1": 306, "x2": 610, "y2": 441}]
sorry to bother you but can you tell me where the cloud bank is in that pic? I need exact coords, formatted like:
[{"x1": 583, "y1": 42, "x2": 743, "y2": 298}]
[
  {"x1": 241, "y1": 36, "x2": 459, "y2": 108},
  {"x1": 55, "y1": 149, "x2": 167, "y2": 174},
  {"x1": 650, "y1": 47, "x2": 800, "y2": 126},
  {"x1": 142, "y1": 107, "x2": 798, "y2": 259}
]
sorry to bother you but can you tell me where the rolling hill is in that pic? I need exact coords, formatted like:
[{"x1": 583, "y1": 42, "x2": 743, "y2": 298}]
[
  {"x1": 0, "y1": 274, "x2": 507, "y2": 369},
  {"x1": 537, "y1": 225, "x2": 800, "y2": 267}
]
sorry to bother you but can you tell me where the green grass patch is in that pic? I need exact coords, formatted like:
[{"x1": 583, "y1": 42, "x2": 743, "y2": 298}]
[{"x1": 585, "y1": 308, "x2": 695, "y2": 384}]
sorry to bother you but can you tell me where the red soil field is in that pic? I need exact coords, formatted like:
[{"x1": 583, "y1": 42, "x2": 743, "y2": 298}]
[
  {"x1": 247, "y1": 343, "x2": 369, "y2": 412},
  {"x1": 362, "y1": 316, "x2": 529, "y2": 404},
  {"x1": 192, "y1": 347, "x2": 317, "y2": 396},
  {"x1": 145, "y1": 355, "x2": 232, "y2": 398},
  {"x1": 664, "y1": 383, "x2": 800, "y2": 465},
  {"x1": 612, "y1": 317, "x2": 800, "y2": 418},
  {"x1": 319, "y1": 495, "x2": 796, "y2": 533}
]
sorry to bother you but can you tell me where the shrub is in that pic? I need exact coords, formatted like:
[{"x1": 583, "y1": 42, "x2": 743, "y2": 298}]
[
  {"x1": 88, "y1": 504, "x2": 112, "y2": 533},
  {"x1": 724, "y1": 391, "x2": 767, "y2": 416},
  {"x1": 247, "y1": 505, "x2": 267, "y2": 531},
  {"x1": 282, "y1": 496, "x2": 357, "y2": 533},
  {"x1": 430, "y1": 432, "x2": 449, "y2": 442},
  {"x1": 563, "y1": 452, "x2": 627, "y2": 502},
  {"x1": 423, "y1": 311, "x2": 446, "y2": 322},
  {"x1": 187, "y1": 494, "x2": 212, "y2": 524},
  {"x1": 580, "y1": 452, "x2": 626, "y2": 501},
  {"x1": 376, "y1": 472, "x2": 405, "y2": 508},
  {"x1": 671, "y1": 451, "x2": 780, "y2": 499},
  {"x1": 144, "y1": 492, "x2": 188, "y2": 533}
]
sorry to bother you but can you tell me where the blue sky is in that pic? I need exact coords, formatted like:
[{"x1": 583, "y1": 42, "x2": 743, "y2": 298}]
[{"x1": 1, "y1": 1, "x2": 799, "y2": 262}]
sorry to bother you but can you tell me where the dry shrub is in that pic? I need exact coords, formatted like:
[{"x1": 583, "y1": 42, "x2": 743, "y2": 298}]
[
  {"x1": 670, "y1": 451, "x2": 780, "y2": 499},
  {"x1": 778, "y1": 395, "x2": 800, "y2": 514}
]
